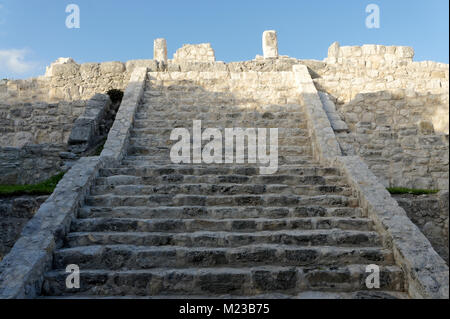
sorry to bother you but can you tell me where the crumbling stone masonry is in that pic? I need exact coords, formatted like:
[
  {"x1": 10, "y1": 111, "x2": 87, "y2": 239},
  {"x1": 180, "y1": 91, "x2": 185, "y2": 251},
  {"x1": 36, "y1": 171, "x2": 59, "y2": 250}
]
[{"x1": 0, "y1": 32, "x2": 448, "y2": 299}]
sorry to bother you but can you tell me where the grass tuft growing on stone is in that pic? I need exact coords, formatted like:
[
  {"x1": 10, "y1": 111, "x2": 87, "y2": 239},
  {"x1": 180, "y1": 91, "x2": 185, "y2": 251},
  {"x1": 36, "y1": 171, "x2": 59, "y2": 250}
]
[
  {"x1": 387, "y1": 187, "x2": 439, "y2": 195},
  {"x1": 0, "y1": 173, "x2": 65, "y2": 197}
]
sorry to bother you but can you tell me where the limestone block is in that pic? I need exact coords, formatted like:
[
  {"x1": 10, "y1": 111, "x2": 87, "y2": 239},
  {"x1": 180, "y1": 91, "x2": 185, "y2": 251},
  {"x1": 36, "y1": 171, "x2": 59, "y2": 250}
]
[
  {"x1": 12, "y1": 132, "x2": 34, "y2": 147},
  {"x1": 48, "y1": 132, "x2": 63, "y2": 144},
  {"x1": 431, "y1": 71, "x2": 446, "y2": 79},
  {"x1": 397, "y1": 46, "x2": 415, "y2": 59},
  {"x1": 45, "y1": 58, "x2": 76, "y2": 77},
  {"x1": 80, "y1": 63, "x2": 100, "y2": 80},
  {"x1": 68, "y1": 94, "x2": 111, "y2": 152},
  {"x1": 340, "y1": 46, "x2": 353, "y2": 58},
  {"x1": 327, "y1": 42, "x2": 340, "y2": 59},
  {"x1": 376, "y1": 45, "x2": 386, "y2": 55},
  {"x1": 51, "y1": 62, "x2": 80, "y2": 77},
  {"x1": 100, "y1": 61, "x2": 126, "y2": 74},
  {"x1": 173, "y1": 44, "x2": 216, "y2": 62},
  {"x1": 125, "y1": 60, "x2": 157, "y2": 73},
  {"x1": 418, "y1": 121, "x2": 435, "y2": 135},
  {"x1": 154, "y1": 38, "x2": 168, "y2": 64},
  {"x1": 262, "y1": 30, "x2": 278, "y2": 59},
  {"x1": 362, "y1": 44, "x2": 377, "y2": 55}
]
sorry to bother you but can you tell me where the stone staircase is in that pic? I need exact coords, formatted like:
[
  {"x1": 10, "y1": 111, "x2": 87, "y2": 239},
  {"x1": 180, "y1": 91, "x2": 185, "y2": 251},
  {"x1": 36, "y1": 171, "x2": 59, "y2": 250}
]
[{"x1": 40, "y1": 72, "x2": 407, "y2": 298}]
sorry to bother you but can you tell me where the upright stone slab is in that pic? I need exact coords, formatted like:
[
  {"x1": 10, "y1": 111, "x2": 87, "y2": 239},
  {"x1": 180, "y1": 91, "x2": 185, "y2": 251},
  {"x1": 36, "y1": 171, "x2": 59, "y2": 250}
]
[
  {"x1": 154, "y1": 38, "x2": 168, "y2": 64},
  {"x1": 262, "y1": 30, "x2": 279, "y2": 59},
  {"x1": 327, "y1": 42, "x2": 340, "y2": 63}
]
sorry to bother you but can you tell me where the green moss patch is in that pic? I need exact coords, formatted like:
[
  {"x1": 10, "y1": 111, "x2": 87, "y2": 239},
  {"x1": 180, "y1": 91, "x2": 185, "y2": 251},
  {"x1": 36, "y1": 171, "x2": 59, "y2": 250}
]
[{"x1": 0, "y1": 173, "x2": 65, "y2": 197}]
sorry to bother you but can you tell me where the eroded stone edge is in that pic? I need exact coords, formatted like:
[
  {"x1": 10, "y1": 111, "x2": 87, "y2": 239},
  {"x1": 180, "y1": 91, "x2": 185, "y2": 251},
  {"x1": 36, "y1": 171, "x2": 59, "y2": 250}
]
[
  {"x1": 294, "y1": 64, "x2": 342, "y2": 163},
  {"x1": 333, "y1": 156, "x2": 449, "y2": 299},
  {"x1": 101, "y1": 67, "x2": 148, "y2": 165},
  {"x1": 0, "y1": 68, "x2": 148, "y2": 299},
  {"x1": 295, "y1": 64, "x2": 449, "y2": 299}
]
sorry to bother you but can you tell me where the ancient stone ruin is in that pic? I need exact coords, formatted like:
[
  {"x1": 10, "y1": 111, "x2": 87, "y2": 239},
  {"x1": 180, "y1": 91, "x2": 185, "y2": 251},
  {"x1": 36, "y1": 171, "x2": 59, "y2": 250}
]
[{"x1": 0, "y1": 31, "x2": 448, "y2": 299}]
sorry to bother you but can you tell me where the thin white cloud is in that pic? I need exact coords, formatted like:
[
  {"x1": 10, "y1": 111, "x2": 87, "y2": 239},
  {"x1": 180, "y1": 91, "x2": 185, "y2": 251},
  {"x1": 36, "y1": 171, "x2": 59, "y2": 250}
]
[{"x1": 0, "y1": 49, "x2": 37, "y2": 75}]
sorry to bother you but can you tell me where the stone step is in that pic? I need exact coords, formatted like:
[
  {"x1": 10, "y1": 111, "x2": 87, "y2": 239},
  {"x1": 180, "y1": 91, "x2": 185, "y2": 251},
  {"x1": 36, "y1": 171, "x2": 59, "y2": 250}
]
[
  {"x1": 143, "y1": 88, "x2": 298, "y2": 98},
  {"x1": 130, "y1": 127, "x2": 309, "y2": 138},
  {"x1": 78, "y1": 206, "x2": 365, "y2": 220},
  {"x1": 133, "y1": 119, "x2": 308, "y2": 129},
  {"x1": 143, "y1": 89, "x2": 232, "y2": 97},
  {"x1": 98, "y1": 165, "x2": 340, "y2": 178},
  {"x1": 65, "y1": 229, "x2": 380, "y2": 248},
  {"x1": 141, "y1": 103, "x2": 304, "y2": 113},
  {"x1": 42, "y1": 265, "x2": 404, "y2": 297},
  {"x1": 71, "y1": 217, "x2": 373, "y2": 233},
  {"x1": 134, "y1": 111, "x2": 306, "y2": 121},
  {"x1": 52, "y1": 244, "x2": 393, "y2": 270},
  {"x1": 90, "y1": 183, "x2": 352, "y2": 197},
  {"x1": 127, "y1": 145, "x2": 312, "y2": 157},
  {"x1": 143, "y1": 83, "x2": 298, "y2": 92},
  {"x1": 128, "y1": 136, "x2": 312, "y2": 148},
  {"x1": 137, "y1": 104, "x2": 303, "y2": 113},
  {"x1": 39, "y1": 290, "x2": 410, "y2": 299},
  {"x1": 95, "y1": 174, "x2": 346, "y2": 187},
  {"x1": 142, "y1": 92, "x2": 298, "y2": 102},
  {"x1": 122, "y1": 155, "x2": 317, "y2": 166},
  {"x1": 85, "y1": 194, "x2": 357, "y2": 208}
]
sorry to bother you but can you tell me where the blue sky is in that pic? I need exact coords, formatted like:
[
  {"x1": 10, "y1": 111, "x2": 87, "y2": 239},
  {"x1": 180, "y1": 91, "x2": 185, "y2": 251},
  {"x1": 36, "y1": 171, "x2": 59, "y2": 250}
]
[{"x1": 0, "y1": 0, "x2": 448, "y2": 78}]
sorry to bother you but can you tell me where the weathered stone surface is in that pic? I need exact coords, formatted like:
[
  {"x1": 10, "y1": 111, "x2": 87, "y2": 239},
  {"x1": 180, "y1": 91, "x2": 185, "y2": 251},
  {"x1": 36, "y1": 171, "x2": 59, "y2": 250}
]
[
  {"x1": 0, "y1": 68, "x2": 148, "y2": 298},
  {"x1": 173, "y1": 43, "x2": 216, "y2": 63},
  {"x1": 0, "y1": 196, "x2": 48, "y2": 262},
  {"x1": 100, "y1": 62, "x2": 126, "y2": 74},
  {"x1": 0, "y1": 39, "x2": 448, "y2": 300},
  {"x1": 0, "y1": 157, "x2": 103, "y2": 298},
  {"x1": 294, "y1": 64, "x2": 342, "y2": 163},
  {"x1": 101, "y1": 67, "x2": 147, "y2": 165},
  {"x1": 22, "y1": 68, "x2": 405, "y2": 299},
  {"x1": 0, "y1": 144, "x2": 66, "y2": 185},
  {"x1": 394, "y1": 193, "x2": 448, "y2": 264},
  {"x1": 45, "y1": 58, "x2": 76, "y2": 77},
  {"x1": 296, "y1": 65, "x2": 448, "y2": 298},
  {"x1": 154, "y1": 38, "x2": 168, "y2": 65},
  {"x1": 68, "y1": 93, "x2": 111, "y2": 153},
  {"x1": 333, "y1": 156, "x2": 449, "y2": 299},
  {"x1": 262, "y1": 30, "x2": 279, "y2": 59},
  {"x1": 318, "y1": 91, "x2": 349, "y2": 132}
]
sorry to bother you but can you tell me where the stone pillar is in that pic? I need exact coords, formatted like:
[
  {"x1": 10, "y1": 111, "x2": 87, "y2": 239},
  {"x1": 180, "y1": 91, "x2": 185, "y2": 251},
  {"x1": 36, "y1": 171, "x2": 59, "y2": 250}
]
[
  {"x1": 262, "y1": 30, "x2": 278, "y2": 59},
  {"x1": 154, "y1": 38, "x2": 168, "y2": 64},
  {"x1": 328, "y1": 42, "x2": 340, "y2": 59}
]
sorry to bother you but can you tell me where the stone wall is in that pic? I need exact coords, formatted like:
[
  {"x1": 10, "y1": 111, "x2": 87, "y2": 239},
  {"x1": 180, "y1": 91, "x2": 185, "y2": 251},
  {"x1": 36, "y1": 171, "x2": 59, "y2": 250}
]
[
  {"x1": 315, "y1": 43, "x2": 449, "y2": 134},
  {"x1": 1, "y1": 41, "x2": 449, "y2": 190},
  {"x1": 148, "y1": 70, "x2": 300, "y2": 107},
  {"x1": 0, "y1": 78, "x2": 50, "y2": 104},
  {"x1": 293, "y1": 62, "x2": 448, "y2": 298},
  {"x1": 0, "y1": 93, "x2": 114, "y2": 185},
  {"x1": 67, "y1": 93, "x2": 113, "y2": 154},
  {"x1": 0, "y1": 195, "x2": 48, "y2": 261},
  {"x1": 0, "y1": 144, "x2": 66, "y2": 185},
  {"x1": 173, "y1": 43, "x2": 216, "y2": 63},
  {"x1": 1, "y1": 59, "x2": 148, "y2": 105},
  {"x1": 334, "y1": 91, "x2": 449, "y2": 190},
  {"x1": 307, "y1": 43, "x2": 450, "y2": 190},
  {"x1": 0, "y1": 68, "x2": 147, "y2": 299},
  {"x1": 394, "y1": 192, "x2": 449, "y2": 264},
  {"x1": 47, "y1": 61, "x2": 130, "y2": 101},
  {"x1": 0, "y1": 98, "x2": 88, "y2": 146}
]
